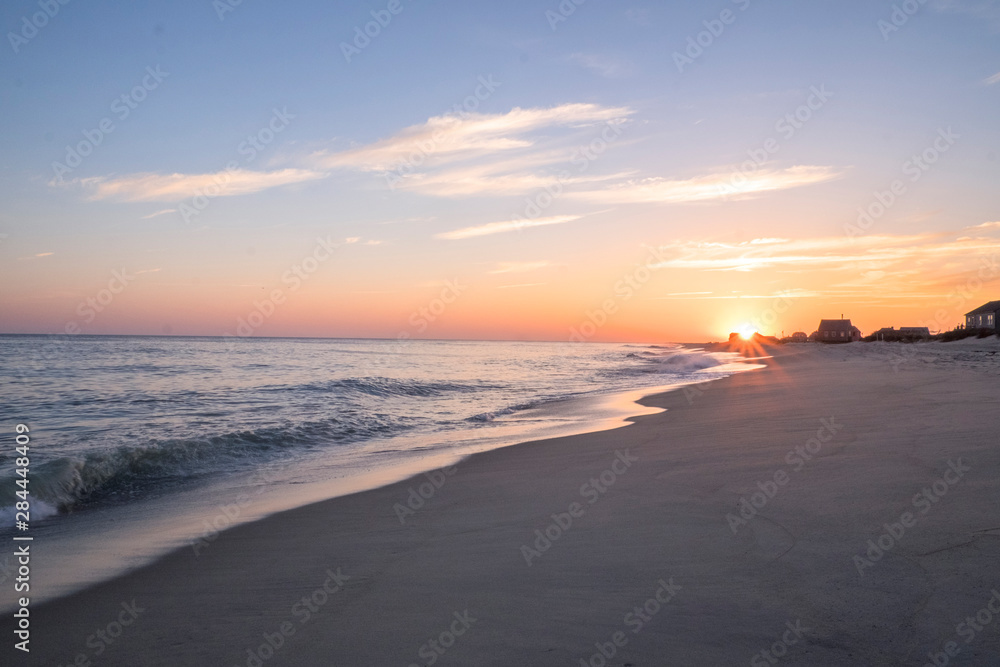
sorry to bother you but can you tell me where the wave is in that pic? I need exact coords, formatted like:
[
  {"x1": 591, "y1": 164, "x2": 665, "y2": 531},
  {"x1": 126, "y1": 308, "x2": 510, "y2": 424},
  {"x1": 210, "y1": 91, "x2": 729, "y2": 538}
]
[
  {"x1": 466, "y1": 401, "x2": 539, "y2": 422},
  {"x1": 272, "y1": 377, "x2": 499, "y2": 398},
  {"x1": 0, "y1": 414, "x2": 415, "y2": 517},
  {"x1": 617, "y1": 349, "x2": 725, "y2": 375}
]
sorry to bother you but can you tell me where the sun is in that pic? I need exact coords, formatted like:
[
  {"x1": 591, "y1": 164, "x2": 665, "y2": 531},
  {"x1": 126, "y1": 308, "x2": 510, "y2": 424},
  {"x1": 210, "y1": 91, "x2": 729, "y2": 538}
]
[{"x1": 738, "y1": 324, "x2": 758, "y2": 340}]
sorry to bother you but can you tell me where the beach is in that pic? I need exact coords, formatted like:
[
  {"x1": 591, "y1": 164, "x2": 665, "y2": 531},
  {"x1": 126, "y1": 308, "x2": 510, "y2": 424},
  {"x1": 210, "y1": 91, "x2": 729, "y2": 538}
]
[{"x1": 10, "y1": 341, "x2": 1000, "y2": 666}]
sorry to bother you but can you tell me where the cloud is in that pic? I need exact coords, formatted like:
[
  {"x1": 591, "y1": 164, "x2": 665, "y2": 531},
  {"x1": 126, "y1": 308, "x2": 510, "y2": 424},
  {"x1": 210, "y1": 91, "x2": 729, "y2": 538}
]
[
  {"x1": 489, "y1": 261, "x2": 551, "y2": 274},
  {"x1": 971, "y1": 220, "x2": 1000, "y2": 229},
  {"x1": 436, "y1": 215, "x2": 581, "y2": 240},
  {"x1": 569, "y1": 166, "x2": 842, "y2": 204},
  {"x1": 72, "y1": 168, "x2": 326, "y2": 203},
  {"x1": 63, "y1": 103, "x2": 844, "y2": 209},
  {"x1": 311, "y1": 103, "x2": 633, "y2": 173},
  {"x1": 18, "y1": 252, "x2": 54, "y2": 260},
  {"x1": 984, "y1": 71, "x2": 1000, "y2": 85},
  {"x1": 651, "y1": 232, "x2": 1000, "y2": 278},
  {"x1": 139, "y1": 208, "x2": 177, "y2": 219}
]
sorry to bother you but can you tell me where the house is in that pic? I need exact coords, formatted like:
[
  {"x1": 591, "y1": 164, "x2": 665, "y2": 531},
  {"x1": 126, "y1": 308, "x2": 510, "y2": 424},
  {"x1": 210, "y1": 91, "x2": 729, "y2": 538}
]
[
  {"x1": 817, "y1": 319, "x2": 862, "y2": 343},
  {"x1": 965, "y1": 301, "x2": 1000, "y2": 332}
]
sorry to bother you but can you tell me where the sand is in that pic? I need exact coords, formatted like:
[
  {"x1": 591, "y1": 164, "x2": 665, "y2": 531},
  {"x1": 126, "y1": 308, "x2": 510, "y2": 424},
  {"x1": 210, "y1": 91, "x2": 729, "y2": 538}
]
[{"x1": 8, "y1": 342, "x2": 1000, "y2": 666}]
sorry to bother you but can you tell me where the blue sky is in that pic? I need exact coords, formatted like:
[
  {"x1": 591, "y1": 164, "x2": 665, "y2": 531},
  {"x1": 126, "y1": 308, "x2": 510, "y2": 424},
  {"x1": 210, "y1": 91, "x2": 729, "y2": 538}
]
[{"x1": 2, "y1": 0, "x2": 999, "y2": 339}]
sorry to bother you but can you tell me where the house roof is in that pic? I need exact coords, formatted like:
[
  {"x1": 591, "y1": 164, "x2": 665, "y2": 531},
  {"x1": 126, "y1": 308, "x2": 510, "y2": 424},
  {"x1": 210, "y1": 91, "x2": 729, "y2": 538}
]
[
  {"x1": 818, "y1": 319, "x2": 854, "y2": 332},
  {"x1": 965, "y1": 300, "x2": 1000, "y2": 316}
]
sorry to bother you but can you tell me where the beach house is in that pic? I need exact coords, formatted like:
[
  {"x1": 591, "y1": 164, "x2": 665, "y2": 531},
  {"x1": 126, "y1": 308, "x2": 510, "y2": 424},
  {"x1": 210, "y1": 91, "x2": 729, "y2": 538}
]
[
  {"x1": 817, "y1": 319, "x2": 862, "y2": 343},
  {"x1": 965, "y1": 301, "x2": 1000, "y2": 332}
]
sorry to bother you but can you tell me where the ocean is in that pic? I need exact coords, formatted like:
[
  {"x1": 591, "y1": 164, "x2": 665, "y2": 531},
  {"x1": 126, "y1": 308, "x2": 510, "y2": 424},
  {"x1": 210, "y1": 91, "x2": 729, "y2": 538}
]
[{"x1": 0, "y1": 335, "x2": 758, "y2": 605}]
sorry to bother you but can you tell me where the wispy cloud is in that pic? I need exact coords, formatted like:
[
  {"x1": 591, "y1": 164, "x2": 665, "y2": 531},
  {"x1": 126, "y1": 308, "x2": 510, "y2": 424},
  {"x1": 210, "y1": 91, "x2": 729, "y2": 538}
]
[
  {"x1": 570, "y1": 166, "x2": 842, "y2": 204},
  {"x1": 436, "y1": 215, "x2": 581, "y2": 240},
  {"x1": 61, "y1": 102, "x2": 843, "y2": 209},
  {"x1": 652, "y1": 232, "x2": 1000, "y2": 278},
  {"x1": 139, "y1": 208, "x2": 177, "y2": 220},
  {"x1": 311, "y1": 103, "x2": 633, "y2": 173},
  {"x1": 18, "y1": 252, "x2": 54, "y2": 261},
  {"x1": 984, "y1": 71, "x2": 1000, "y2": 85},
  {"x1": 70, "y1": 168, "x2": 326, "y2": 203}
]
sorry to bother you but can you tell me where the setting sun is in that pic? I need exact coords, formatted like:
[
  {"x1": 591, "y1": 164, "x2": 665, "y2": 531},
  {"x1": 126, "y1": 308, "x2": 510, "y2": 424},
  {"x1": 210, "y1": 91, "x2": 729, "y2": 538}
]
[{"x1": 738, "y1": 324, "x2": 758, "y2": 340}]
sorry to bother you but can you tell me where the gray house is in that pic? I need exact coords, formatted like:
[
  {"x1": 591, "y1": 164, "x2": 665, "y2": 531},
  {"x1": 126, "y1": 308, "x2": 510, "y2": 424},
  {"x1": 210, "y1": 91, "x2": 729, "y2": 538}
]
[
  {"x1": 965, "y1": 301, "x2": 1000, "y2": 332},
  {"x1": 817, "y1": 319, "x2": 861, "y2": 343}
]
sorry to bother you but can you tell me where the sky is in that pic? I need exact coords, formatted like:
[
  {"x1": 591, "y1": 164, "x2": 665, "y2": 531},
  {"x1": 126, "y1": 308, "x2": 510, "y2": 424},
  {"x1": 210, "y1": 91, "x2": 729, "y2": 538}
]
[{"x1": 1, "y1": 0, "x2": 999, "y2": 342}]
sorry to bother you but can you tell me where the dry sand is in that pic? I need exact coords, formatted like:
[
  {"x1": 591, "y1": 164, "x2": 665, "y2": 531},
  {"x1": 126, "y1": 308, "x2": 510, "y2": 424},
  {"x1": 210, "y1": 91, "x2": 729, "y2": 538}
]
[{"x1": 7, "y1": 342, "x2": 1000, "y2": 666}]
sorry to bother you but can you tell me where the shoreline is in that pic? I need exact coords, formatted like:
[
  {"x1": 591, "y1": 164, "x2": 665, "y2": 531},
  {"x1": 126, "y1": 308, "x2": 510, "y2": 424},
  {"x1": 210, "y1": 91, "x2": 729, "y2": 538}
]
[
  {"x1": 1, "y1": 346, "x2": 756, "y2": 611},
  {"x1": 8, "y1": 343, "x2": 1000, "y2": 665}
]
